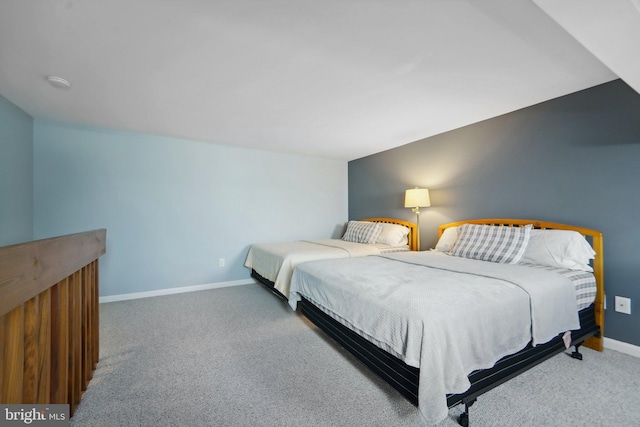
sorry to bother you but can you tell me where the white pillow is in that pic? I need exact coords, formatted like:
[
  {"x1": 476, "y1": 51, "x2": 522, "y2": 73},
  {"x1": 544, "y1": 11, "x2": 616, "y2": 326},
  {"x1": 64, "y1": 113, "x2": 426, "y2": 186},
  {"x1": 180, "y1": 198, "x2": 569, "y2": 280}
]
[
  {"x1": 434, "y1": 227, "x2": 459, "y2": 252},
  {"x1": 450, "y1": 223, "x2": 532, "y2": 264},
  {"x1": 375, "y1": 223, "x2": 410, "y2": 246},
  {"x1": 520, "y1": 229, "x2": 595, "y2": 272},
  {"x1": 342, "y1": 221, "x2": 383, "y2": 245}
]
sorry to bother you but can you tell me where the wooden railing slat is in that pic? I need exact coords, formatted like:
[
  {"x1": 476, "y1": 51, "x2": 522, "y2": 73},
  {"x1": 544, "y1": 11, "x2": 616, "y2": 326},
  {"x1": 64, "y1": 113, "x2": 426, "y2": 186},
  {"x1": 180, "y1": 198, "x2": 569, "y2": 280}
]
[
  {"x1": 49, "y1": 281, "x2": 61, "y2": 403},
  {"x1": 82, "y1": 266, "x2": 91, "y2": 390},
  {"x1": 50, "y1": 278, "x2": 70, "y2": 404},
  {"x1": 23, "y1": 297, "x2": 37, "y2": 403},
  {"x1": 2, "y1": 306, "x2": 25, "y2": 403},
  {"x1": 92, "y1": 261, "x2": 100, "y2": 368},
  {"x1": 0, "y1": 311, "x2": 4, "y2": 399},
  {"x1": 37, "y1": 288, "x2": 51, "y2": 403}
]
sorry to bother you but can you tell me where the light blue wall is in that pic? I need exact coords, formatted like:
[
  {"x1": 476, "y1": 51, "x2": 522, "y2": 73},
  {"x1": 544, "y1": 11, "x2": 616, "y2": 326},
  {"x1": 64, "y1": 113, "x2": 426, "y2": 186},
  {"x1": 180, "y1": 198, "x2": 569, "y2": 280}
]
[
  {"x1": 0, "y1": 94, "x2": 33, "y2": 246},
  {"x1": 34, "y1": 120, "x2": 348, "y2": 297},
  {"x1": 348, "y1": 80, "x2": 640, "y2": 346}
]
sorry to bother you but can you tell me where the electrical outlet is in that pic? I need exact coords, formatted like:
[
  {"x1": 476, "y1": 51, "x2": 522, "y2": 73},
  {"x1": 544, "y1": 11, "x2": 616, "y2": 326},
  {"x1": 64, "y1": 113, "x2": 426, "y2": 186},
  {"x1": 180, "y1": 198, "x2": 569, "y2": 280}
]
[
  {"x1": 615, "y1": 296, "x2": 631, "y2": 315},
  {"x1": 219, "y1": 258, "x2": 225, "y2": 267}
]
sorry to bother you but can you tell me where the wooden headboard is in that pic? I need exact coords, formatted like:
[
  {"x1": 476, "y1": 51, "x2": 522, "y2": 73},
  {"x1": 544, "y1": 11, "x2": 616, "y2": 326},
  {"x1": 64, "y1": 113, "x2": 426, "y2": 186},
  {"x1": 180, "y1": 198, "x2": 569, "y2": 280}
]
[
  {"x1": 361, "y1": 218, "x2": 418, "y2": 251},
  {"x1": 438, "y1": 218, "x2": 604, "y2": 352}
]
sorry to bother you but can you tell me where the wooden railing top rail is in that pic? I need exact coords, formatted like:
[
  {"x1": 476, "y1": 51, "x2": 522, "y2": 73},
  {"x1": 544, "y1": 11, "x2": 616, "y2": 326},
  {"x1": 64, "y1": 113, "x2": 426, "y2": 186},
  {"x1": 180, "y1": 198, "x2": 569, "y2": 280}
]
[{"x1": 0, "y1": 229, "x2": 106, "y2": 317}]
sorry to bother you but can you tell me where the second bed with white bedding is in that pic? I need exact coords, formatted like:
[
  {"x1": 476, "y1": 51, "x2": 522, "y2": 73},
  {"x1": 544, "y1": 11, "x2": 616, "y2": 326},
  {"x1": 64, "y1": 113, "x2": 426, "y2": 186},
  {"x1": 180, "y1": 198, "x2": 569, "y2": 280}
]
[{"x1": 245, "y1": 239, "x2": 408, "y2": 299}]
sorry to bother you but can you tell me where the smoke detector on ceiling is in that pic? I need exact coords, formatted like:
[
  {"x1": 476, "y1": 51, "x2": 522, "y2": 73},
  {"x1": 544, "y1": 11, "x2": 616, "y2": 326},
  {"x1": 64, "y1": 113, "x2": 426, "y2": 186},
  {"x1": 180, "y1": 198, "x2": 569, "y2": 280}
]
[{"x1": 46, "y1": 76, "x2": 72, "y2": 90}]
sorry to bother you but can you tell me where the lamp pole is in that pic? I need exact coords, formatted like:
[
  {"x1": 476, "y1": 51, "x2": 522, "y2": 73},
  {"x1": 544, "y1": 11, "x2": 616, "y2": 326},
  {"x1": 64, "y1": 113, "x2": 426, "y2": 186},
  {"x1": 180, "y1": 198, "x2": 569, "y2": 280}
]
[{"x1": 405, "y1": 187, "x2": 430, "y2": 251}]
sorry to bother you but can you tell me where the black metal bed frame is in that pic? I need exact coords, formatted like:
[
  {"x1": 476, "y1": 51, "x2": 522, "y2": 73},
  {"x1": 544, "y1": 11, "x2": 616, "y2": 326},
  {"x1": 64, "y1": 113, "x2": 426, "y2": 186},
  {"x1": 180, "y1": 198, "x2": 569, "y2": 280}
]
[{"x1": 251, "y1": 269, "x2": 287, "y2": 300}]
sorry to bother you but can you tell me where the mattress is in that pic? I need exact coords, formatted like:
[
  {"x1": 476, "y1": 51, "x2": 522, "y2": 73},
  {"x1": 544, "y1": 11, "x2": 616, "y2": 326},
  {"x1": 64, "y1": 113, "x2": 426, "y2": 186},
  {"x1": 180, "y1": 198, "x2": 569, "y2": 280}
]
[{"x1": 520, "y1": 262, "x2": 597, "y2": 310}]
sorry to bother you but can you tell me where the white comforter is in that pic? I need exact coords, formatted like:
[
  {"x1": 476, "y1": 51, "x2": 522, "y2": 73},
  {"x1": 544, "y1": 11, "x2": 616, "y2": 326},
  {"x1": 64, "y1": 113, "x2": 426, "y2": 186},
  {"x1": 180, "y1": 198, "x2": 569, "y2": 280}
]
[
  {"x1": 288, "y1": 252, "x2": 580, "y2": 425},
  {"x1": 244, "y1": 239, "x2": 381, "y2": 298}
]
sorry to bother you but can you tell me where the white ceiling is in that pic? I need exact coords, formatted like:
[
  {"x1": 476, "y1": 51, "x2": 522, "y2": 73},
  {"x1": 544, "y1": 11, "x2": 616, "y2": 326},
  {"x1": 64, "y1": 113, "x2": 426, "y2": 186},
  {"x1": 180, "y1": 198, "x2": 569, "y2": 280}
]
[
  {"x1": 533, "y1": 0, "x2": 640, "y2": 95},
  {"x1": 0, "y1": 0, "x2": 630, "y2": 161}
]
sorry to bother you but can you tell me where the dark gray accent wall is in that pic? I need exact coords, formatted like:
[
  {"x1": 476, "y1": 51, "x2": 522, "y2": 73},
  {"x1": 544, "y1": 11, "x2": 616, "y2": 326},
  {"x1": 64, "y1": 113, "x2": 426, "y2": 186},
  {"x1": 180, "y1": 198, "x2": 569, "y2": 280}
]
[
  {"x1": 0, "y1": 94, "x2": 33, "y2": 245},
  {"x1": 348, "y1": 80, "x2": 640, "y2": 346}
]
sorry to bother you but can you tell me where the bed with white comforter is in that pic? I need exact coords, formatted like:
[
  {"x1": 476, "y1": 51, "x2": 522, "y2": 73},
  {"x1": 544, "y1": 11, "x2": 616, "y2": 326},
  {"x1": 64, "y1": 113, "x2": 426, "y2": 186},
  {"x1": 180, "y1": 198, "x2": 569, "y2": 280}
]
[
  {"x1": 288, "y1": 251, "x2": 582, "y2": 425},
  {"x1": 245, "y1": 239, "x2": 389, "y2": 299},
  {"x1": 245, "y1": 218, "x2": 415, "y2": 299}
]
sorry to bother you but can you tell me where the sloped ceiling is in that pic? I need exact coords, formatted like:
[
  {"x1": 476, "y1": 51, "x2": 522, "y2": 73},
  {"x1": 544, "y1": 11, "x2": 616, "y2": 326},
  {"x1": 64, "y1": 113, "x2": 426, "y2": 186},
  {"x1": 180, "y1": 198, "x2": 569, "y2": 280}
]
[
  {"x1": 533, "y1": 0, "x2": 640, "y2": 96},
  {"x1": 0, "y1": 1, "x2": 621, "y2": 160}
]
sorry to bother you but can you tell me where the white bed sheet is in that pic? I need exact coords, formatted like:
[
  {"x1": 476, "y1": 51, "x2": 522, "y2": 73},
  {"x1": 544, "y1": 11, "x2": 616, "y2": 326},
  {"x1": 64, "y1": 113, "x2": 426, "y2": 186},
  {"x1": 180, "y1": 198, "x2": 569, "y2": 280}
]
[
  {"x1": 244, "y1": 239, "x2": 407, "y2": 298},
  {"x1": 288, "y1": 252, "x2": 580, "y2": 425}
]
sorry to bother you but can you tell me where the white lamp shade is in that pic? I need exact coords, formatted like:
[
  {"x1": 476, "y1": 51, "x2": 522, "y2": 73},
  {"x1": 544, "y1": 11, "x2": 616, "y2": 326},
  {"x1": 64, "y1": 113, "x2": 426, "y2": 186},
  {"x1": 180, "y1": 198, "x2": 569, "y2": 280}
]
[{"x1": 404, "y1": 188, "x2": 431, "y2": 208}]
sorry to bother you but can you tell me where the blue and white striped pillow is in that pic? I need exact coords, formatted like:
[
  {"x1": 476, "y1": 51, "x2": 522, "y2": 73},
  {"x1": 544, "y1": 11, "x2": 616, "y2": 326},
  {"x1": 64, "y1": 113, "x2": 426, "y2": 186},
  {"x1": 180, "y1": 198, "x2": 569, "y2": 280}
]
[
  {"x1": 450, "y1": 223, "x2": 532, "y2": 264},
  {"x1": 342, "y1": 221, "x2": 383, "y2": 245}
]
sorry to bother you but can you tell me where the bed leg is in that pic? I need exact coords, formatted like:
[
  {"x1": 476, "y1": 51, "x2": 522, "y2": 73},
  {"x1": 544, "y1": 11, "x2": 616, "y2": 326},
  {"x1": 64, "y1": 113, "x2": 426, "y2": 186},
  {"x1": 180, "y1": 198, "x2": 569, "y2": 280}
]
[
  {"x1": 570, "y1": 342, "x2": 583, "y2": 360},
  {"x1": 458, "y1": 399, "x2": 476, "y2": 427}
]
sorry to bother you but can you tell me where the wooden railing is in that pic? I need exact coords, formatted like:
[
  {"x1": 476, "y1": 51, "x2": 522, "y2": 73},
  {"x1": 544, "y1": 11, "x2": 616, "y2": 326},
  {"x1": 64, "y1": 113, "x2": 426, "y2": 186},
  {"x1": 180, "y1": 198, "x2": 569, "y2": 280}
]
[{"x1": 0, "y1": 229, "x2": 106, "y2": 415}]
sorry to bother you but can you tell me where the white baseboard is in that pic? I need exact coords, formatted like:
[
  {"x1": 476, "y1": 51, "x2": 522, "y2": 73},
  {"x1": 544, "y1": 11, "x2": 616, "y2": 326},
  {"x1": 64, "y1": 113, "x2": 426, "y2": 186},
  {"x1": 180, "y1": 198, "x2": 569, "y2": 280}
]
[
  {"x1": 99, "y1": 279, "x2": 256, "y2": 303},
  {"x1": 603, "y1": 337, "x2": 640, "y2": 358}
]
